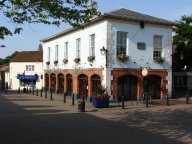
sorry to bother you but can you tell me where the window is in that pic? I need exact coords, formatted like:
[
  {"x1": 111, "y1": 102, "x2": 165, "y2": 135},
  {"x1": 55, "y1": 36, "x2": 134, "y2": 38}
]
[
  {"x1": 116, "y1": 31, "x2": 127, "y2": 56},
  {"x1": 89, "y1": 34, "x2": 95, "y2": 56},
  {"x1": 76, "y1": 38, "x2": 81, "y2": 58},
  {"x1": 47, "y1": 47, "x2": 50, "y2": 61},
  {"x1": 64, "y1": 42, "x2": 68, "y2": 59},
  {"x1": 26, "y1": 65, "x2": 34, "y2": 71},
  {"x1": 55, "y1": 45, "x2": 58, "y2": 60},
  {"x1": 153, "y1": 35, "x2": 162, "y2": 60}
]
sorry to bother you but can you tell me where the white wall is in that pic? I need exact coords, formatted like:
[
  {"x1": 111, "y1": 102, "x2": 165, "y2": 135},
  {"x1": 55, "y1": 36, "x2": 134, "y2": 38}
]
[
  {"x1": 108, "y1": 21, "x2": 172, "y2": 70},
  {"x1": 43, "y1": 20, "x2": 108, "y2": 70},
  {"x1": 9, "y1": 62, "x2": 44, "y2": 90}
]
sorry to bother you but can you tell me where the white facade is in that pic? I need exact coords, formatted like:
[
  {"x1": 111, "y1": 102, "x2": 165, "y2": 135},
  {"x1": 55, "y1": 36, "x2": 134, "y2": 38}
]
[
  {"x1": 8, "y1": 62, "x2": 44, "y2": 90},
  {"x1": 42, "y1": 8, "x2": 174, "y2": 99}
]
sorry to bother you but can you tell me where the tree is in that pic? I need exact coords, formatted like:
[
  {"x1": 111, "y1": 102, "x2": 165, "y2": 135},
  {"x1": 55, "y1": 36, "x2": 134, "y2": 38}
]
[
  {"x1": 0, "y1": 51, "x2": 19, "y2": 65},
  {"x1": 173, "y1": 15, "x2": 192, "y2": 71},
  {"x1": 0, "y1": 0, "x2": 100, "y2": 40}
]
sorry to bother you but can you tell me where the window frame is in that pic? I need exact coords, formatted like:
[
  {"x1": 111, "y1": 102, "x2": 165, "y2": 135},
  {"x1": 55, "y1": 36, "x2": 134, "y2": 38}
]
[
  {"x1": 153, "y1": 35, "x2": 163, "y2": 60},
  {"x1": 76, "y1": 38, "x2": 81, "y2": 58},
  {"x1": 116, "y1": 31, "x2": 128, "y2": 56},
  {"x1": 89, "y1": 34, "x2": 95, "y2": 56}
]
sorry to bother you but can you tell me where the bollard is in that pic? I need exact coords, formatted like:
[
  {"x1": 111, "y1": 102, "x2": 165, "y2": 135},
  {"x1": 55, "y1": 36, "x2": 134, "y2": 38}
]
[
  {"x1": 166, "y1": 95, "x2": 169, "y2": 106},
  {"x1": 18, "y1": 87, "x2": 20, "y2": 93},
  {"x1": 50, "y1": 88, "x2": 53, "y2": 100},
  {"x1": 26, "y1": 87, "x2": 28, "y2": 94},
  {"x1": 40, "y1": 89, "x2": 42, "y2": 97},
  {"x1": 186, "y1": 93, "x2": 189, "y2": 104},
  {"x1": 72, "y1": 94, "x2": 75, "y2": 105},
  {"x1": 45, "y1": 88, "x2": 47, "y2": 98},
  {"x1": 122, "y1": 95, "x2": 125, "y2": 109},
  {"x1": 32, "y1": 88, "x2": 34, "y2": 95},
  {"x1": 64, "y1": 93, "x2": 66, "y2": 103},
  {"x1": 145, "y1": 93, "x2": 148, "y2": 108},
  {"x1": 36, "y1": 89, "x2": 38, "y2": 96}
]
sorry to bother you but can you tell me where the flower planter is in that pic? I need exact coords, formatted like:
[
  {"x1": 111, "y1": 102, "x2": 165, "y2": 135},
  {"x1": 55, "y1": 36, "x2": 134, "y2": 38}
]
[{"x1": 92, "y1": 99, "x2": 109, "y2": 108}]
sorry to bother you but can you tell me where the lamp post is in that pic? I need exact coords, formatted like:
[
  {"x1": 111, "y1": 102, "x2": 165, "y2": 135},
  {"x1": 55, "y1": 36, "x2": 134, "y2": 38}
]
[
  {"x1": 142, "y1": 68, "x2": 148, "y2": 108},
  {"x1": 100, "y1": 46, "x2": 109, "y2": 67}
]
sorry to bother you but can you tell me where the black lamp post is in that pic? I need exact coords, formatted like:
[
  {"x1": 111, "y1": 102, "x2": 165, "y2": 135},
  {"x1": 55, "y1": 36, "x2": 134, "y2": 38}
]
[
  {"x1": 100, "y1": 46, "x2": 109, "y2": 67},
  {"x1": 142, "y1": 68, "x2": 148, "y2": 108}
]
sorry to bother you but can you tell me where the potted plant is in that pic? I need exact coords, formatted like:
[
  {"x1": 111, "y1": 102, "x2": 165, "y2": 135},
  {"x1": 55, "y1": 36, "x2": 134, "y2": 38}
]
[
  {"x1": 63, "y1": 59, "x2": 68, "y2": 64},
  {"x1": 46, "y1": 61, "x2": 50, "y2": 65},
  {"x1": 154, "y1": 56, "x2": 164, "y2": 63},
  {"x1": 117, "y1": 54, "x2": 129, "y2": 62},
  {"x1": 74, "y1": 58, "x2": 80, "y2": 63},
  {"x1": 92, "y1": 85, "x2": 110, "y2": 108},
  {"x1": 54, "y1": 60, "x2": 58, "y2": 65},
  {"x1": 87, "y1": 56, "x2": 95, "y2": 62}
]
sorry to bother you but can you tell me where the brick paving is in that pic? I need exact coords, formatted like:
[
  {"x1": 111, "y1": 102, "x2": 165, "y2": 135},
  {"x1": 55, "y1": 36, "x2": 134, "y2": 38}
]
[{"x1": 0, "y1": 90, "x2": 192, "y2": 144}]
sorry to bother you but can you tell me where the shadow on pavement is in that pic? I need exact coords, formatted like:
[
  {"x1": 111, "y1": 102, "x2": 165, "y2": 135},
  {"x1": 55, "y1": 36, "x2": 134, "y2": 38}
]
[{"x1": 0, "y1": 92, "x2": 190, "y2": 144}]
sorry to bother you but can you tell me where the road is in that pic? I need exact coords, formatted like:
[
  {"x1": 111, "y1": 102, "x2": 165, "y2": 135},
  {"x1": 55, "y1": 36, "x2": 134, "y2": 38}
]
[{"x1": 0, "y1": 91, "x2": 191, "y2": 144}]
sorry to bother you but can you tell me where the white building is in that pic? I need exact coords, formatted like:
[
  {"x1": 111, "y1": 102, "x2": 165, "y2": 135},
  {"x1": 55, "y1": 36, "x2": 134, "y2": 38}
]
[
  {"x1": 8, "y1": 51, "x2": 44, "y2": 90},
  {"x1": 42, "y1": 8, "x2": 174, "y2": 101}
]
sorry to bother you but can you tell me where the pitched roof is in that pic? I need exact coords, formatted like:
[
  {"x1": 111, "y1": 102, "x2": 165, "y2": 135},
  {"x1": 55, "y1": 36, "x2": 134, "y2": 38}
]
[
  {"x1": 0, "y1": 65, "x2": 9, "y2": 72},
  {"x1": 11, "y1": 51, "x2": 43, "y2": 62},
  {"x1": 42, "y1": 8, "x2": 175, "y2": 42},
  {"x1": 104, "y1": 8, "x2": 175, "y2": 25}
]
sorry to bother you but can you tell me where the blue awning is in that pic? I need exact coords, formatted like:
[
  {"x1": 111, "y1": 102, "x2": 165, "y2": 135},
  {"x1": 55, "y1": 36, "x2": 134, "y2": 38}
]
[{"x1": 17, "y1": 75, "x2": 37, "y2": 80}]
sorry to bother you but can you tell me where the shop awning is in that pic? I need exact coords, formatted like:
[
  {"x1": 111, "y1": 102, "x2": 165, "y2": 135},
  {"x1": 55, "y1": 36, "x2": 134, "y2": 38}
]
[{"x1": 17, "y1": 75, "x2": 37, "y2": 80}]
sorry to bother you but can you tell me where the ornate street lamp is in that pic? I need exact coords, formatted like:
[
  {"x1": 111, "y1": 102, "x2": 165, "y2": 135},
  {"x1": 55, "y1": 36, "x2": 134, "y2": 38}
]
[{"x1": 100, "y1": 46, "x2": 109, "y2": 67}]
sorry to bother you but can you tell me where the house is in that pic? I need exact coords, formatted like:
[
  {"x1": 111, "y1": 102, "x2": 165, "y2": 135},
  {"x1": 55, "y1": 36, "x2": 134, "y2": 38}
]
[
  {"x1": 42, "y1": 8, "x2": 175, "y2": 101},
  {"x1": 8, "y1": 51, "x2": 43, "y2": 90},
  {"x1": 0, "y1": 65, "x2": 9, "y2": 90}
]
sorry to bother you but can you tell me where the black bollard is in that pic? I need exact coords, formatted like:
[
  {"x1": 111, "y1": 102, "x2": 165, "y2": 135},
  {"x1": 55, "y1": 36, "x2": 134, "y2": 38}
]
[
  {"x1": 26, "y1": 87, "x2": 28, "y2": 94},
  {"x1": 122, "y1": 95, "x2": 125, "y2": 109},
  {"x1": 45, "y1": 88, "x2": 47, "y2": 98},
  {"x1": 166, "y1": 95, "x2": 169, "y2": 106},
  {"x1": 50, "y1": 88, "x2": 53, "y2": 100},
  {"x1": 64, "y1": 93, "x2": 66, "y2": 103},
  {"x1": 146, "y1": 93, "x2": 148, "y2": 108},
  {"x1": 40, "y1": 89, "x2": 42, "y2": 97},
  {"x1": 32, "y1": 88, "x2": 34, "y2": 95},
  {"x1": 186, "y1": 91, "x2": 189, "y2": 104},
  {"x1": 72, "y1": 94, "x2": 75, "y2": 105},
  {"x1": 18, "y1": 87, "x2": 20, "y2": 93},
  {"x1": 36, "y1": 89, "x2": 38, "y2": 96}
]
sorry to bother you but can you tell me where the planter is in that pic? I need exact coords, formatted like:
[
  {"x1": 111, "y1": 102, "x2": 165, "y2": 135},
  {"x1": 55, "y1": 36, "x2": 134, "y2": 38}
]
[
  {"x1": 78, "y1": 101, "x2": 85, "y2": 112},
  {"x1": 92, "y1": 99, "x2": 109, "y2": 108}
]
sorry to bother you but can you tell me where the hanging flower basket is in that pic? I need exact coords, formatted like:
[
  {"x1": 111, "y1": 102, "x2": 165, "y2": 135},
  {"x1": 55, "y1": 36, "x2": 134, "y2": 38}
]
[
  {"x1": 154, "y1": 57, "x2": 165, "y2": 63},
  {"x1": 117, "y1": 54, "x2": 129, "y2": 62},
  {"x1": 63, "y1": 59, "x2": 68, "y2": 64},
  {"x1": 87, "y1": 56, "x2": 95, "y2": 62},
  {"x1": 54, "y1": 60, "x2": 58, "y2": 65},
  {"x1": 46, "y1": 61, "x2": 50, "y2": 65},
  {"x1": 74, "y1": 58, "x2": 80, "y2": 63}
]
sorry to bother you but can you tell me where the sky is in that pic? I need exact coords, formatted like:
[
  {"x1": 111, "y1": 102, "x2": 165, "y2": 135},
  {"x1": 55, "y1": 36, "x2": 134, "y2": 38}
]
[{"x1": 0, "y1": 0, "x2": 192, "y2": 58}]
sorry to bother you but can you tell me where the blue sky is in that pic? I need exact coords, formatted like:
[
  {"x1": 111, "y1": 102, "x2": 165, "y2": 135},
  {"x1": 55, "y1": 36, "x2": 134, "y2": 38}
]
[{"x1": 0, "y1": 0, "x2": 192, "y2": 58}]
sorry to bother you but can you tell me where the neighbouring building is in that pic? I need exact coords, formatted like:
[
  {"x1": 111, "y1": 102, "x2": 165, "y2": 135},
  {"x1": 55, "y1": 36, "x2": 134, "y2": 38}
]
[
  {"x1": 42, "y1": 8, "x2": 175, "y2": 101},
  {"x1": 0, "y1": 65, "x2": 9, "y2": 90},
  {"x1": 7, "y1": 51, "x2": 43, "y2": 90}
]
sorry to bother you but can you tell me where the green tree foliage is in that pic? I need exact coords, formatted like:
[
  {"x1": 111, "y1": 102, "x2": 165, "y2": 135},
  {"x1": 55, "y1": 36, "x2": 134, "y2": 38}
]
[
  {"x1": 173, "y1": 15, "x2": 192, "y2": 71},
  {"x1": 0, "y1": 0, "x2": 100, "y2": 39},
  {"x1": 0, "y1": 51, "x2": 19, "y2": 65}
]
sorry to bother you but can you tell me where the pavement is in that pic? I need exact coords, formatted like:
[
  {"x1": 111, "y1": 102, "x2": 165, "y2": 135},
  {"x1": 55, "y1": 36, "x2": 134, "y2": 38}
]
[{"x1": 0, "y1": 90, "x2": 192, "y2": 144}]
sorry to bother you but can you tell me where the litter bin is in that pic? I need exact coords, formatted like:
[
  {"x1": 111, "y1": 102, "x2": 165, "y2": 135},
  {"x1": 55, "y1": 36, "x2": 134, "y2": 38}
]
[{"x1": 78, "y1": 101, "x2": 85, "y2": 112}]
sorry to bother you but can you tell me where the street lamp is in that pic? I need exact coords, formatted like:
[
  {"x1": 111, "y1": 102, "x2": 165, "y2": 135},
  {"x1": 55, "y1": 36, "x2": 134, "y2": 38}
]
[
  {"x1": 141, "y1": 68, "x2": 149, "y2": 107},
  {"x1": 100, "y1": 46, "x2": 108, "y2": 67}
]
